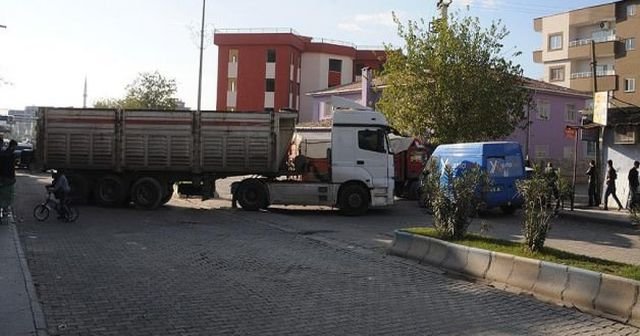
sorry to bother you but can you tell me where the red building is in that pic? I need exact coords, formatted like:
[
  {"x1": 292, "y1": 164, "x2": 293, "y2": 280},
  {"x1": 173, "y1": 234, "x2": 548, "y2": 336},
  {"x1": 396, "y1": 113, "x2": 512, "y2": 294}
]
[{"x1": 214, "y1": 28, "x2": 385, "y2": 122}]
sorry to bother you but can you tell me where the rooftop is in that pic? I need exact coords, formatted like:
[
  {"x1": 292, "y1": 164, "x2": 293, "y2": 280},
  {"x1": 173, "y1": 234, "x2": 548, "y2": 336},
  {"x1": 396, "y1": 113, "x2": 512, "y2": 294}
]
[{"x1": 307, "y1": 76, "x2": 591, "y2": 98}]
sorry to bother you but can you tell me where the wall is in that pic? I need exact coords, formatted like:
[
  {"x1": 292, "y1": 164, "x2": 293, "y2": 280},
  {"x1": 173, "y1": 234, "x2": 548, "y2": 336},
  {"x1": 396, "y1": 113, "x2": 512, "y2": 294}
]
[
  {"x1": 614, "y1": 0, "x2": 640, "y2": 107},
  {"x1": 505, "y1": 90, "x2": 590, "y2": 178},
  {"x1": 603, "y1": 129, "x2": 640, "y2": 208},
  {"x1": 299, "y1": 53, "x2": 354, "y2": 122}
]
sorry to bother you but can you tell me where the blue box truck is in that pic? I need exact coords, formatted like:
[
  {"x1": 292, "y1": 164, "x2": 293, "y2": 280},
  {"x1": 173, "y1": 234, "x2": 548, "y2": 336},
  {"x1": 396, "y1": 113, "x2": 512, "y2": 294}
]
[{"x1": 419, "y1": 141, "x2": 526, "y2": 214}]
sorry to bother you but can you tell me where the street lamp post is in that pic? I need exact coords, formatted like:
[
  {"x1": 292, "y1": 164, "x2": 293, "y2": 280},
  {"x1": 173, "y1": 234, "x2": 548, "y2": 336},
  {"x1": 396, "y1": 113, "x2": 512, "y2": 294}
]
[{"x1": 196, "y1": 0, "x2": 205, "y2": 113}]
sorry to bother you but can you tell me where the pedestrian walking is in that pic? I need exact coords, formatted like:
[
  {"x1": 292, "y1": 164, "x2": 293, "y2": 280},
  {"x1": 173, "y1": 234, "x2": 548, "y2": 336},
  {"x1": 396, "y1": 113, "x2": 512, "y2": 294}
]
[
  {"x1": 586, "y1": 159, "x2": 599, "y2": 206},
  {"x1": 604, "y1": 159, "x2": 623, "y2": 211},
  {"x1": 628, "y1": 161, "x2": 640, "y2": 210}
]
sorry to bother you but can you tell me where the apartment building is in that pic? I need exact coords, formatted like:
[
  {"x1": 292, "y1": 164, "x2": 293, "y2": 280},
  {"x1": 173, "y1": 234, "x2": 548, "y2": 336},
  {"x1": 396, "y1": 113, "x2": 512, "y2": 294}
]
[
  {"x1": 214, "y1": 28, "x2": 385, "y2": 122},
  {"x1": 533, "y1": 0, "x2": 640, "y2": 107}
]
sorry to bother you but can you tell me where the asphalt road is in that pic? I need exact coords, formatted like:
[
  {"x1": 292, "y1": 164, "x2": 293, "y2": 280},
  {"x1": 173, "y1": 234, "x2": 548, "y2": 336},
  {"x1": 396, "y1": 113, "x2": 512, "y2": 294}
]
[{"x1": 11, "y1": 172, "x2": 640, "y2": 336}]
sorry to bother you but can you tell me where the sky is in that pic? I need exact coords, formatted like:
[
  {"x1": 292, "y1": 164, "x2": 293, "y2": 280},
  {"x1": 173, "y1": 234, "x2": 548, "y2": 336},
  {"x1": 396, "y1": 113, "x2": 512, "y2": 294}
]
[{"x1": 0, "y1": 0, "x2": 615, "y2": 112}]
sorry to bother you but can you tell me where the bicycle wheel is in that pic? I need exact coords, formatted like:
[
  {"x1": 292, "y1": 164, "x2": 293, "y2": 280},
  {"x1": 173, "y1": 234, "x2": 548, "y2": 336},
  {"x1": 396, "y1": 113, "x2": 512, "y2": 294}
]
[
  {"x1": 64, "y1": 205, "x2": 79, "y2": 223},
  {"x1": 33, "y1": 204, "x2": 49, "y2": 221}
]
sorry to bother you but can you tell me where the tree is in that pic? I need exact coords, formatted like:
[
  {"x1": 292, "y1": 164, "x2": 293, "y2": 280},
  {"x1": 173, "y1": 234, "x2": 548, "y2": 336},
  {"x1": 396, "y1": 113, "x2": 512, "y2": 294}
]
[
  {"x1": 94, "y1": 71, "x2": 178, "y2": 110},
  {"x1": 377, "y1": 12, "x2": 531, "y2": 144}
]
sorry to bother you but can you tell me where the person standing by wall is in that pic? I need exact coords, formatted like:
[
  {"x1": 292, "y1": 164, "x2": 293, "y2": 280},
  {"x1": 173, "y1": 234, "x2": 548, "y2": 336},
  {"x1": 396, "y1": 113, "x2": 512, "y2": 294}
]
[
  {"x1": 586, "y1": 160, "x2": 599, "y2": 207},
  {"x1": 604, "y1": 159, "x2": 623, "y2": 211},
  {"x1": 0, "y1": 140, "x2": 18, "y2": 218},
  {"x1": 544, "y1": 162, "x2": 560, "y2": 210},
  {"x1": 628, "y1": 161, "x2": 640, "y2": 210}
]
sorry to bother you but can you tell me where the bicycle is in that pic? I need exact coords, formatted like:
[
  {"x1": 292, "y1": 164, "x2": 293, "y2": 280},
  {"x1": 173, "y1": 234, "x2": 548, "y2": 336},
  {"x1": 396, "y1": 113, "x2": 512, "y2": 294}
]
[{"x1": 33, "y1": 188, "x2": 79, "y2": 222}]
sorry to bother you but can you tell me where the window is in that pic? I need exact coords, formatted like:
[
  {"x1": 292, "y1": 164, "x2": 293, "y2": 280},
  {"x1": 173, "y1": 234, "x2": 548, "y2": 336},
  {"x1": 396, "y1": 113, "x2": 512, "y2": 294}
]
[
  {"x1": 548, "y1": 34, "x2": 563, "y2": 50},
  {"x1": 329, "y1": 59, "x2": 342, "y2": 72},
  {"x1": 614, "y1": 125, "x2": 637, "y2": 144},
  {"x1": 229, "y1": 49, "x2": 238, "y2": 63},
  {"x1": 625, "y1": 78, "x2": 636, "y2": 92},
  {"x1": 537, "y1": 100, "x2": 550, "y2": 120},
  {"x1": 565, "y1": 104, "x2": 577, "y2": 122},
  {"x1": 228, "y1": 79, "x2": 237, "y2": 92},
  {"x1": 358, "y1": 129, "x2": 386, "y2": 153},
  {"x1": 550, "y1": 67, "x2": 564, "y2": 81},
  {"x1": 535, "y1": 145, "x2": 549, "y2": 159},
  {"x1": 628, "y1": 4, "x2": 637, "y2": 16},
  {"x1": 266, "y1": 49, "x2": 276, "y2": 63},
  {"x1": 265, "y1": 78, "x2": 275, "y2": 92},
  {"x1": 563, "y1": 146, "x2": 574, "y2": 160},
  {"x1": 586, "y1": 141, "x2": 596, "y2": 157},
  {"x1": 626, "y1": 38, "x2": 636, "y2": 51}
]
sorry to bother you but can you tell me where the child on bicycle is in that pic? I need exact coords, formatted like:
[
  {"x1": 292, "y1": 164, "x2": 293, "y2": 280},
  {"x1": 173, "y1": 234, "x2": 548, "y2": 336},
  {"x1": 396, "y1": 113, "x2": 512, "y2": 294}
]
[{"x1": 47, "y1": 170, "x2": 71, "y2": 218}]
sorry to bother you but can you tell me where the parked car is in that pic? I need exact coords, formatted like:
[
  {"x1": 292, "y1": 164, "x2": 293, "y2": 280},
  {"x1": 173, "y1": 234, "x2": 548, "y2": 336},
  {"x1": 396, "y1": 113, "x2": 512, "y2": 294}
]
[{"x1": 14, "y1": 142, "x2": 34, "y2": 169}]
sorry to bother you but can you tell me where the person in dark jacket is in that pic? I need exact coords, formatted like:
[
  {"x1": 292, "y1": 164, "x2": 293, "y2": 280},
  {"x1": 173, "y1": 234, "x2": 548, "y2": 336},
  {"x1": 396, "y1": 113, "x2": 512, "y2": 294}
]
[
  {"x1": 628, "y1": 161, "x2": 640, "y2": 210},
  {"x1": 0, "y1": 140, "x2": 18, "y2": 218},
  {"x1": 586, "y1": 160, "x2": 599, "y2": 207},
  {"x1": 604, "y1": 159, "x2": 623, "y2": 211}
]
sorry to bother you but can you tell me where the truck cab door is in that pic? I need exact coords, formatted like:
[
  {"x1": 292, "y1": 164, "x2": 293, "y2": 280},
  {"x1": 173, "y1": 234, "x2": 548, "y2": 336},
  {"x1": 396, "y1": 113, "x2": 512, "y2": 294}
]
[
  {"x1": 331, "y1": 126, "x2": 393, "y2": 189},
  {"x1": 353, "y1": 128, "x2": 391, "y2": 189}
]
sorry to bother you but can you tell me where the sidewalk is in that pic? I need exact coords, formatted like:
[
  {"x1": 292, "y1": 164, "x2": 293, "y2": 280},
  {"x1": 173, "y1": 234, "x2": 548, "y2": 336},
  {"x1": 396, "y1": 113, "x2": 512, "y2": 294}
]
[
  {"x1": 0, "y1": 211, "x2": 46, "y2": 336},
  {"x1": 558, "y1": 182, "x2": 634, "y2": 227}
]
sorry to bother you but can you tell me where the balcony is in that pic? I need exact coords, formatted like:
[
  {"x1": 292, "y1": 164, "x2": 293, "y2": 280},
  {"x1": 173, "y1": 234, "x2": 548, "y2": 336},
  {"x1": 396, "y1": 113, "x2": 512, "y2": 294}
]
[
  {"x1": 568, "y1": 36, "x2": 619, "y2": 59},
  {"x1": 568, "y1": 3, "x2": 616, "y2": 26},
  {"x1": 534, "y1": 18, "x2": 542, "y2": 32},
  {"x1": 533, "y1": 50, "x2": 542, "y2": 63},
  {"x1": 570, "y1": 70, "x2": 617, "y2": 91}
]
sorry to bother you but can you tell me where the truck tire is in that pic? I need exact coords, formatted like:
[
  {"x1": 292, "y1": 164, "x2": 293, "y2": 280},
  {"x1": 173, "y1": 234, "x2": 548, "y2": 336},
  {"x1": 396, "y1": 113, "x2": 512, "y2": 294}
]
[
  {"x1": 67, "y1": 174, "x2": 91, "y2": 204},
  {"x1": 131, "y1": 177, "x2": 163, "y2": 210},
  {"x1": 94, "y1": 175, "x2": 127, "y2": 207},
  {"x1": 338, "y1": 184, "x2": 369, "y2": 216},
  {"x1": 237, "y1": 179, "x2": 268, "y2": 211},
  {"x1": 407, "y1": 180, "x2": 420, "y2": 201}
]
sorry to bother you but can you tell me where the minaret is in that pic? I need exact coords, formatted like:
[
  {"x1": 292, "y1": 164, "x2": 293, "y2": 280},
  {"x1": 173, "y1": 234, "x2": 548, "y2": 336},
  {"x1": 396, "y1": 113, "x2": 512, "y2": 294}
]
[{"x1": 83, "y1": 76, "x2": 87, "y2": 108}]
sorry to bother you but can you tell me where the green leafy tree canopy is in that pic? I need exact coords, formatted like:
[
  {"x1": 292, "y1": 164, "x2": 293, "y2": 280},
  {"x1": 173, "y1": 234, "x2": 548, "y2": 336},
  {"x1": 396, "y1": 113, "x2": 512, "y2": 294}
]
[
  {"x1": 94, "y1": 71, "x2": 178, "y2": 110},
  {"x1": 377, "y1": 12, "x2": 531, "y2": 144}
]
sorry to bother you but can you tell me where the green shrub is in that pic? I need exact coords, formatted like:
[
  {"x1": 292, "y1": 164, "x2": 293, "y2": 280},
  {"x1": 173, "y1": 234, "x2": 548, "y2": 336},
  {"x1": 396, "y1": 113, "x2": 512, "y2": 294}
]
[
  {"x1": 517, "y1": 165, "x2": 556, "y2": 252},
  {"x1": 423, "y1": 160, "x2": 484, "y2": 240}
]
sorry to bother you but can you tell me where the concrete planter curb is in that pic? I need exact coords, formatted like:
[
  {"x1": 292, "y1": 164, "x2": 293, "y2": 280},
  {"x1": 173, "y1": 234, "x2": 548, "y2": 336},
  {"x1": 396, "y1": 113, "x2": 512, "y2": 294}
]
[{"x1": 388, "y1": 230, "x2": 640, "y2": 327}]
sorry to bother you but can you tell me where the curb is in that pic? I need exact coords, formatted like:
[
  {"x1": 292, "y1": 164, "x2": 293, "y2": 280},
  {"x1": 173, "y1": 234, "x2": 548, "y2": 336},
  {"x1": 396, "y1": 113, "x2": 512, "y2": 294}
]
[
  {"x1": 388, "y1": 230, "x2": 640, "y2": 328},
  {"x1": 8, "y1": 212, "x2": 48, "y2": 336}
]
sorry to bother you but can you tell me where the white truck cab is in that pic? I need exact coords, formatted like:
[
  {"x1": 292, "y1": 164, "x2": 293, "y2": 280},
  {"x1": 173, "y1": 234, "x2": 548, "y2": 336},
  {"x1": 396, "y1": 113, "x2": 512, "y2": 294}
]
[{"x1": 240, "y1": 97, "x2": 395, "y2": 215}]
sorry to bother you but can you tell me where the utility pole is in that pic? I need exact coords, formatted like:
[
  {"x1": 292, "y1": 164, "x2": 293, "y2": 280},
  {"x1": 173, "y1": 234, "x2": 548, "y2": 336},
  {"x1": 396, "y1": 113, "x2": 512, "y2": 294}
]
[
  {"x1": 82, "y1": 76, "x2": 88, "y2": 108},
  {"x1": 591, "y1": 39, "x2": 603, "y2": 206},
  {"x1": 437, "y1": 0, "x2": 452, "y2": 21},
  {"x1": 196, "y1": 0, "x2": 206, "y2": 113}
]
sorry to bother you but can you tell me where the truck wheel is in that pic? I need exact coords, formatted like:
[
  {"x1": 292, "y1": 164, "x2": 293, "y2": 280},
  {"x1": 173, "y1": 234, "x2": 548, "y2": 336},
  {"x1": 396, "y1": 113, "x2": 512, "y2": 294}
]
[
  {"x1": 407, "y1": 180, "x2": 420, "y2": 201},
  {"x1": 131, "y1": 177, "x2": 163, "y2": 210},
  {"x1": 160, "y1": 183, "x2": 174, "y2": 205},
  {"x1": 237, "y1": 179, "x2": 268, "y2": 211},
  {"x1": 67, "y1": 174, "x2": 91, "y2": 204},
  {"x1": 94, "y1": 175, "x2": 127, "y2": 207},
  {"x1": 339, "y1": 184, "x2": 369, "y2": 216}
]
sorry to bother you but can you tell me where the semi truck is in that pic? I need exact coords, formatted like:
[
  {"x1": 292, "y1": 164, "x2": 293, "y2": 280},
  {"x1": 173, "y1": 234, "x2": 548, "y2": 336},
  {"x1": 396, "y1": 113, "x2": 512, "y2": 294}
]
[{"x1": 34, "y1": 98, "x2": 395, "y2": 215}]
